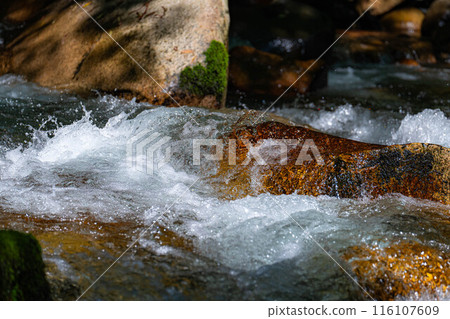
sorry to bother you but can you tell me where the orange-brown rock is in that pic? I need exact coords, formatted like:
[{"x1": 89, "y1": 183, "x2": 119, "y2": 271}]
[
  {"x1": 213, "y1": 120, "x2": 450, "y2": 205},
  {"x1": 381, "y1": 8, "x2": 425, "y2": 36},
  {"x1": 397, "y1": 58, "x2": 420, "y2": 66},
  {"x1": 228, "y1": 46, "x2": 327, "y2": 97},
  {"x1": 0, "y1": 0, "x2": 229, "y2": 107},
  {"x1": 342, "y1": 242, "x2": 450, "y2": 300},
  {"x1": 335, "y1": 30, "x2": 436, "y2": 65}
]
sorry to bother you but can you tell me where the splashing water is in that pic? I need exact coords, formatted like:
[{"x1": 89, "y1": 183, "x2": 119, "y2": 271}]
[{"x1": 1, "y1": 65, "x2": 450, "y2": 301}]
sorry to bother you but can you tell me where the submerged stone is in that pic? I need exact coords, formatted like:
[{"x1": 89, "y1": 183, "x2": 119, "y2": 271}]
[
  {"x1": 213, "y1": 120, "x2": 450, "y2": 205},
  {"x1": 0, "y1": 230, "x2": 51, "y2": 300},
  {"x1": 342, "y1": 242, "x2": 450, "y2": 300}
]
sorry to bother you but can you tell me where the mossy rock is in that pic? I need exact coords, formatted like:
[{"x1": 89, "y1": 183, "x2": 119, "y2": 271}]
[
  {"x1": 0, "y1": 230, "x2": 51, "y2": 300},
  {"x1": 180, "y1": 40, "x2": 229, "y2": 101}
]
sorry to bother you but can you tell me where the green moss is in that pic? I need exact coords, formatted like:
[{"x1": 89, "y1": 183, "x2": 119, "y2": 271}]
[
  {"x1": 0, "y1": 230, "x2": 51, "y2": 300},
  {"x1": 180, "y1": 40, "x2": 229, "y2": 100}
]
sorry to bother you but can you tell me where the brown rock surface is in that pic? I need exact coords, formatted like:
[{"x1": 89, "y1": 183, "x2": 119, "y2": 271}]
[
  {"x1": 229, "y1": 46, "x2": 326, "y2": 97},
  {"x1": 212, "y1": 120, "x2": 450, "y2": 205},
  {"x1": 381, "y1": 7, "x2": 425, "y2": 36},
  {"x1": 342, "y1": 242, "x2": 450, "y2": 300},
  {"x1": 0, "y1": 0, "x2": 229, "y2": 107}
]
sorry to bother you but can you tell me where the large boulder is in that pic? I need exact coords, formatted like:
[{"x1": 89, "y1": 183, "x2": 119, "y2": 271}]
[
  {"x1": 212, "y1": 120, "x2": 450, "y2": 205},
  {"x1": 0, "y1": 230, "x2": 51, "y2": 300},
  {"x1": 0, "y1": 0, "x2": 230, "y2": 108}
]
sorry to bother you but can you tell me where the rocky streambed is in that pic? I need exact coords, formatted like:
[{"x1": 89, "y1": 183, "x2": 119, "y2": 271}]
[
  {"x1": 0, "y1": 63, "x2": 449, "y2": 300},
  {"x1": 0, "y1": 0, "x2": 450, "y2": 301}
]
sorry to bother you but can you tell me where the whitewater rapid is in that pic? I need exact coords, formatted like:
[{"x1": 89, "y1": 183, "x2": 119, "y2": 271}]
[{"x1": 0, "y1": 69, "x2": 449, "y2": 300}]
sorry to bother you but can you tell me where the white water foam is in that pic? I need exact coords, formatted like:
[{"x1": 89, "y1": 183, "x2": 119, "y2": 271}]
[
  {"x1": 1, "y1": 91, "x2": 449, "y2": 299},
  {"x1": 276, "y1": 105, "x2": 450, "y2": 147}
]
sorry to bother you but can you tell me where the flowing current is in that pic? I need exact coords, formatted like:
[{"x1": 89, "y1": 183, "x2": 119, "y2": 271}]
[{"x1": 0, "y1": 65, "x2": 449, "y2": 300}]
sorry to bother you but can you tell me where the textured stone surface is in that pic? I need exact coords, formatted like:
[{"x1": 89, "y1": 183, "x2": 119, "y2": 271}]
[
  {"x1": 1, "y1": 0, "x2": 230, "y2": 107},
  {"x1": 212, "y1": 120, "x2": 450, "y2": 205},
  {"x1": 381, "y1": 7, "x2": 425, "y2": 36},
  {"x1": 342, "y1": 242, "x2": 450, "y2": 300},
  {"x1": 229, "y1": 46, "x2": 326, "y2": 97}
]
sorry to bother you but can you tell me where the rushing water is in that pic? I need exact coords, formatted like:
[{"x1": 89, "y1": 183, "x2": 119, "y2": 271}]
[{"x1": 0, "y1": 64, "x2": 450, "y2": 300}]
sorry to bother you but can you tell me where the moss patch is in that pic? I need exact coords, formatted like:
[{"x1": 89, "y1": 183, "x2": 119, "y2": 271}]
[
  {"x1": 0, "y1": 230, "x2": 51, "y2": 300},
  {"x1": 180, "y1": 40, "x2": 228, "y2": 100}
]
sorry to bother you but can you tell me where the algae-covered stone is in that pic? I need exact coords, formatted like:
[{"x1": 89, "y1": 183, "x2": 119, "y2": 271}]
[
  {"x1": 0, "y1": 230, "x2": 51, "y2": 300},
  {"x1": 179, "y1": 40, "x2": 229, "y2": 106}
]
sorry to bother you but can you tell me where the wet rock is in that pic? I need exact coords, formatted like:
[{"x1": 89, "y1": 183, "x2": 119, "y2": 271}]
[
  {"x1": 342, "y1": 242, "x2": 450, "y2": 300},
  {"x1": 229, "y1": 0, "x2": 334, "y2": 59},
  {"x1": 381, "y1": 7, "x2": 425, "y2": 36},
  {"x1": 0, "y1": 230, "x2": 51, "y2": 300},
  {"x1": 334, "y1": 30, "x2": 437, "y2": 64},
  {"x1": 229, "y1": 46, "x2": 327, "y2": 97},
  {"x1": 0, "y1": 0, "x2": 229, "y2": 108},
  {"x1": 213, "y1": 121, "x2": 450, "y2": 205},
  {"x1": 422, "y1": 0, "x2": 450, "y2": 54},
  {"x1": 356, "y1": 0, "x2": 406, "y2": 16}
]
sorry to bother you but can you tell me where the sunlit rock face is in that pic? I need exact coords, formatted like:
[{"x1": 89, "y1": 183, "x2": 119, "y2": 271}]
[
  {"x1": 342, "y1": 242, "x2": 450, "y2": 300},
  {"x1": 213, "y1": 120, "x2": 450, "y2": 205},
  {"x1": 0, "y1": 0, "x2": 229, "y2": 108}
]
